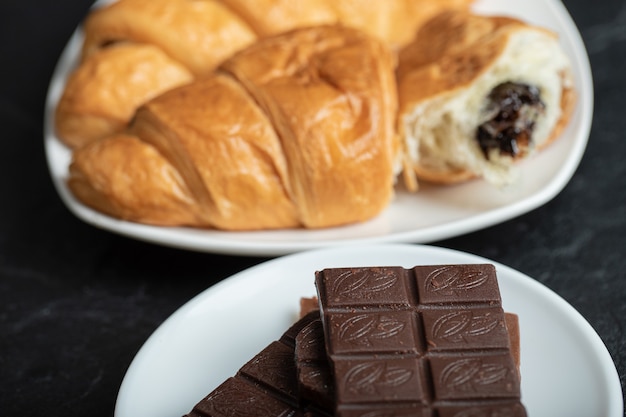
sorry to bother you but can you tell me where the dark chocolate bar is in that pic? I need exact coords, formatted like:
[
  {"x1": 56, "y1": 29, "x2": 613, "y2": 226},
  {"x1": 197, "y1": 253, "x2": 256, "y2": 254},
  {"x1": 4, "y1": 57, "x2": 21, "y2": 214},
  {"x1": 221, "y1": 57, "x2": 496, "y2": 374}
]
[
  {"x1": 184, "y1": 311, "x2": 330, "y2": 417},
  {"x1": 314, "y1": 264, "x2": 527, "y2": 417}
]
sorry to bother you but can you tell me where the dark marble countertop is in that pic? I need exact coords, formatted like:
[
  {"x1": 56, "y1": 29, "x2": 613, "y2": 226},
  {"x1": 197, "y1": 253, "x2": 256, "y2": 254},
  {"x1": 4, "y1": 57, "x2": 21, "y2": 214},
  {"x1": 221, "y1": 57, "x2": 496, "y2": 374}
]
[{"x1": 1, "y1": 0, "x2": 624, "y2": 415}]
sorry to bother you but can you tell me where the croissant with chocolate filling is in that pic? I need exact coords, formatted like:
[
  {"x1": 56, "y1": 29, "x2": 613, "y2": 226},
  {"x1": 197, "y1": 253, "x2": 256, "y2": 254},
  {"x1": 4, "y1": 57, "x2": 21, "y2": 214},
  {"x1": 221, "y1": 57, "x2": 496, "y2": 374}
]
[
  {"x1": 68, "y1": 25, "x2": 398, "y2": 230},
  {"x1": 397, "y1": 11, "x2": 576, "y2": 189}
]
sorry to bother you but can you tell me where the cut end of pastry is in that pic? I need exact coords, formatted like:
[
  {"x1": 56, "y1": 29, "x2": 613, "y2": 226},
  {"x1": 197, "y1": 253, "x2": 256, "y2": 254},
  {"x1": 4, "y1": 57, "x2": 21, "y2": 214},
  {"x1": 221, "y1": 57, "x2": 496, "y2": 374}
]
[{"x1": 398, "y1": 11, "x2": 576, "y2": 187}]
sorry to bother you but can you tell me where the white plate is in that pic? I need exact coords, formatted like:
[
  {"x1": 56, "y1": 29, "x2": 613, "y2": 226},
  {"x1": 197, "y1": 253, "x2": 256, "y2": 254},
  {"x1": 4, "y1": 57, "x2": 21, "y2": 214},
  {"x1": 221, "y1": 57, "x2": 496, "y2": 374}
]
[
  {"x1": 44, "y1": 0, "x2": 594, "y2": 256},
  {"x1": 114, "y1": 244, "x2": 622, "y2": 417}
]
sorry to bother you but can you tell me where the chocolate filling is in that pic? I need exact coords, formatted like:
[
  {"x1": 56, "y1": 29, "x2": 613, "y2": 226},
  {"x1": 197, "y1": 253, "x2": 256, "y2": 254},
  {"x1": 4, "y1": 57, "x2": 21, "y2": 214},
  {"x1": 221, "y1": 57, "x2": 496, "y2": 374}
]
[{"x1": 477, "y1": 82, "x2": 545, "y2": 159}]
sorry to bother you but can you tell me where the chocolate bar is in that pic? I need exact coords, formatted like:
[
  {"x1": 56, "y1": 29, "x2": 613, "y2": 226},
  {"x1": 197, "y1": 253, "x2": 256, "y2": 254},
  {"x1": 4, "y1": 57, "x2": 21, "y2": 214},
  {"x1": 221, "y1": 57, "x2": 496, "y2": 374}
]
[
  {"x1": 185, "y1": 310, "x2": 330, "y2": 417},
  {"x1": 314, "y1": 264, "x2": 527, "y2": 417}
]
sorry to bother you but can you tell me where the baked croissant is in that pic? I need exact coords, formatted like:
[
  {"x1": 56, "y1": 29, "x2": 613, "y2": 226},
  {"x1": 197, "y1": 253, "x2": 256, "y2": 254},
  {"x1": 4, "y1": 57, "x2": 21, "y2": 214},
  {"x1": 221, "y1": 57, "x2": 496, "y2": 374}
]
[
  {"x1": 68, "y1": 25, "x2": 398, "y2": 230},
  {"x1": 396, "y1": 11, "x2": 576, "y2": 189},
  {"x1": 55, "y1": 0, "x2": 474, "y2": 149}
]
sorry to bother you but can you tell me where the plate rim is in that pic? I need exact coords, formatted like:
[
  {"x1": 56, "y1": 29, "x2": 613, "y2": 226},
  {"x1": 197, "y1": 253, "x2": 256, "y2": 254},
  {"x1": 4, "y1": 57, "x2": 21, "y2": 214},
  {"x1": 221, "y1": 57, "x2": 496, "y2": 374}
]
[
  {"x1": 44, "y1": 0, "x2": 594, "y2": 256},
  {"x1": 114, "y1": 243, "x2": 623, "y2": 417}
]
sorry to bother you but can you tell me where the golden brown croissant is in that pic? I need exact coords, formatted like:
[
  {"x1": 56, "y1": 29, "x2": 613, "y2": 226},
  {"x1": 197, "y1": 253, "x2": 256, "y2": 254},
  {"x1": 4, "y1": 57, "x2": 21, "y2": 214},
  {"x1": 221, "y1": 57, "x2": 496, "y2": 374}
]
[
  {"x1": 396, "y1": 11, "x2": 576, "y2": 189},
  {"x1": 55, "y1": 0, "x2": 474, "y2": 150},
  {"x1": 68, "y1": 25, "x2": 398, "y2": 230}
]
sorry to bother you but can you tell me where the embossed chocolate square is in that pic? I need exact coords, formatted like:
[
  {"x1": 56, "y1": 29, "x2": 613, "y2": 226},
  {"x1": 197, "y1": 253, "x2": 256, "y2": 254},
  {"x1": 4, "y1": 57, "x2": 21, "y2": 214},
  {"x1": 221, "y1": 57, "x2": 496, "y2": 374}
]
[
  {"x1": 429, "y1": 354, "x2": 521, "y2": 400},
  {"x1": 421, "y1": 307, "x2": 511, "y2": 351},
  {"x1": 315, "y1": 264, "x2": 526, "y2": 417},
  {"x1": 184, "y1": 311, "x2": 329, "y2": 417},
  {"x1": 192, "y1": 377, "x2": 298, "y2": 416},
  {"x1": 411, "y1": 264, "x2": 502, "y2": 305},
  {"x1": 326, "y1": 310, "x2": 424, "y2": 355},
  {"x1": 316, "y1": 266, "x2": 414, "y2": 308}
]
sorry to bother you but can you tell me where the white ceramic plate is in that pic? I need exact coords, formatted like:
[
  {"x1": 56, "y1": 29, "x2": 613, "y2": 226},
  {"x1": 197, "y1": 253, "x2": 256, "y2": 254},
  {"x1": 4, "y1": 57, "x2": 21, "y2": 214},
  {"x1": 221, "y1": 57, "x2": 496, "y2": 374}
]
[
  {"x1": 44, "y1": 0, "x2": 594, "y2": 256},
  {"x1": 114, "y1": 244, "x2": 622, "y2": 417}
]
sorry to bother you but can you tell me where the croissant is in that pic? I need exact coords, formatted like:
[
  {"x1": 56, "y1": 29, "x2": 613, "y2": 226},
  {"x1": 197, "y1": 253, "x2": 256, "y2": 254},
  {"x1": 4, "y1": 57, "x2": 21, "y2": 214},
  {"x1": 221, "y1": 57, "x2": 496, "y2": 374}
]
[
  {"x1": 55, "y1": 0, "x2": 474, "y2": 149},
  {"x1": 396, "y1": 11, "x2": 576, "y2": 189},
  {"x1": 68, "y1": 25, "x2": 398, "y2": 230}
]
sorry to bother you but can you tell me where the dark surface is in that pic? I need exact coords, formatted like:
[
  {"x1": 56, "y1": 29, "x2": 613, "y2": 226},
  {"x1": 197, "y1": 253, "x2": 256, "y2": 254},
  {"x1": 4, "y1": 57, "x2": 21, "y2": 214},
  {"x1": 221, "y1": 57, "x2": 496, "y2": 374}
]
[{"x1": 0, "y1": 0, "x2": 624, "y2": 416}]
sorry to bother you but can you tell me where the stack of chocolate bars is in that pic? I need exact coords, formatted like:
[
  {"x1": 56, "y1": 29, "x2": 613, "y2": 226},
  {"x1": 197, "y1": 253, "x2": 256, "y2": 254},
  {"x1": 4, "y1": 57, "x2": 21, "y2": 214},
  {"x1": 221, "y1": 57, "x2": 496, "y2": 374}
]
[{"x1": 184, "y1": 264, "x2": 527, "y2": 417}]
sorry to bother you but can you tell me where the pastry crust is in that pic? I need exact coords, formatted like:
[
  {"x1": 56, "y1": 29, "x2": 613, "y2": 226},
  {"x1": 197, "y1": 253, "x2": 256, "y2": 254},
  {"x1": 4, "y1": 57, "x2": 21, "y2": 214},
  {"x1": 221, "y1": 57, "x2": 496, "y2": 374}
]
[
  {"x1": 70, "y1": 74, "x2": 299, "y2": 230},
  {"x1": 81, "y1": 0, "x2": 257, "y2": 76},
  {"x1": 55, "y1": 43, "x2": 193, "y2": 149},
  {"x1": 221, "y1": 25, "x2": 398, "y2": 228},
  {"x1": 219, "y1": 0, "x2": 473, "y2": 48},
  {"x1": 331, "y1": 0, "x2": 474, "y2": 48},
  {"x1": 397, "y1": 11, "x2": 576, "y2": 187},
  {"x1": 129, "y1": 73, "x2": 300, "y2": 230},
  {"x1": 68, "y1": 133, "x2": 208, "y2": 226},
  {"x1": 218, "y1": 0, "x2": 337, "y2": 38},
  {"x1": 68, "y1": 26, "x2": 399, "y2": 230}
]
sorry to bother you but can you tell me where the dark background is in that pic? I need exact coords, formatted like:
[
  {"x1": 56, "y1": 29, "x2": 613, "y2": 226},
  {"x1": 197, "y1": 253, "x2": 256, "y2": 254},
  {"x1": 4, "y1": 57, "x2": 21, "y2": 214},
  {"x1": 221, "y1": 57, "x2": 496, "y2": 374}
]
[{"x1": 0, "y1": 0, "x2": 624, "y2": 415}]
